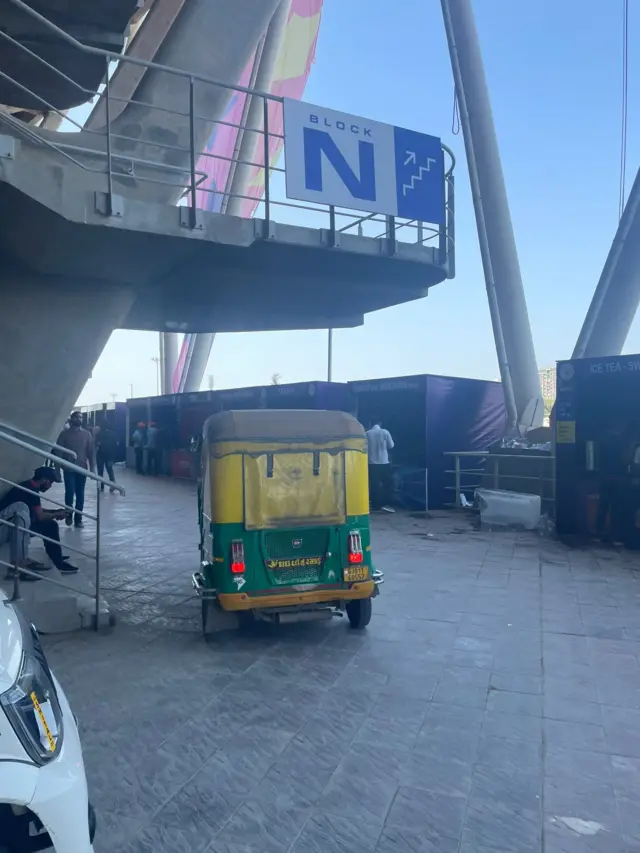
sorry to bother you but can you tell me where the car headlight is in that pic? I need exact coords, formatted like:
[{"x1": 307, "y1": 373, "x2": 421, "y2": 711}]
[{"x1": 1, "y1": 649, "x2": 64, "y2": 765}]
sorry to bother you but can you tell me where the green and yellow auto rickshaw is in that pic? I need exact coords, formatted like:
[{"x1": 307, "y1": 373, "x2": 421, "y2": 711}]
[{"x1": 192, "y1": 409, "x2": 383, "y2": 633}]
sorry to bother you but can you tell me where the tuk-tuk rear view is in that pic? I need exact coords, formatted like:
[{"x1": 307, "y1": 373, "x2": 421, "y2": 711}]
[{"x1": 193, "y1": 409, "x2": 383, "y2": 633}]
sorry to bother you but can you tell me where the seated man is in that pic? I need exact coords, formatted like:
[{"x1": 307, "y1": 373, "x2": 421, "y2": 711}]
[
  {"x1": 0, "y1": 467, "x2": 78, "y2": 575},
  {"x1": 0, "y1": 499, "x2": 37, "y2": 581}
]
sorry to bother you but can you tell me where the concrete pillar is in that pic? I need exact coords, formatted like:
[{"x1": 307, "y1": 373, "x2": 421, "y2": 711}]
[
  {"x1": 160, "y1": 332, "x2": 179, "y2": 394},
  {"x1": 225, "y1": 0, "x2": 291, "y2": 217},
  {"x1": 182, "y1": 334, "x2": 215, "y2": 392},
  {"x1": 182, "y1": 0, "x2": 290, "y2": 395},
  {"x1": 0, "y1": 275, "x2": 134, "y2": 488}
]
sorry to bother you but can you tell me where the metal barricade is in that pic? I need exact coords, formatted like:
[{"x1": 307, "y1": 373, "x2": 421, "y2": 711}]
[{"x1": 444, "y1": 451, "x2": 555, "y2": 513}]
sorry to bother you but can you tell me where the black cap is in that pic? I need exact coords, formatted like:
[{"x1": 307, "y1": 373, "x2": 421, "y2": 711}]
[{"x1": 33, "y1": 466, "x2": 56, "y2": 482}]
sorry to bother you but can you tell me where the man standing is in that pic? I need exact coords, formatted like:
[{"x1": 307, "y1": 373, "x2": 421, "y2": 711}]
[
  {"x1": 366, "y1": 418, "x2": 395, "y2": 512},
  {"x1": 0, "y1": 467, "x2": 78, "y2": 573},
  {"x1": 132, "y1": 422, "x2": 146, "y2": 475},
  {"x1": 96, "y1": 418, "x2": 118, "y2": 492},
  {"x1": 146, "y1": 421, "x2": 159, "y2": 476},
  {"x1": 57, "y1": 412, "x2": 95, "y2": 528}
]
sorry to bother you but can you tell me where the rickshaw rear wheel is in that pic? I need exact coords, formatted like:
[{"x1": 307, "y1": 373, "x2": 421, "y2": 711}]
[{"x1": 346, "y1": 598, "x2": 372, "y2": 629}]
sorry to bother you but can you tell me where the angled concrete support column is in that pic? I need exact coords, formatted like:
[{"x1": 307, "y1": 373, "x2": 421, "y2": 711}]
[
  {"x1": 32, "y1": 0, "x2": 283, "y2": 206},
  {"x1": 0, "y1": 275, "x2": 134, "y2": 488},
  {"x1": 573, "y1": 168, "x2": 640, "y2": 358},
  {"x1": 183, "y1": 0, "x2": 290, "y2": 394},
  {"x1": 225, "y1": 0, "x2": 291, "y2": 217},
  {"x1": 182, "y1": 333, "x2": 215, "y2": 393},
  {"x1": 160, "y1": 332, "x2": 179, "y2": 394}
]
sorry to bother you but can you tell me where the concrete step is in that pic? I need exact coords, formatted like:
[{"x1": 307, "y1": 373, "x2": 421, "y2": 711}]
[{"x1": 0, "y1": 544, "x2": 112, "y2": 634}]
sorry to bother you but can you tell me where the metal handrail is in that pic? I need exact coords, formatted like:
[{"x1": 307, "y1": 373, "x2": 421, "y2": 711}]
[
  {"x1": 0, "y1": 518, "x2": 95, "y2": 562},
  {"x1": 0, "y1": 419, "x2": 77, "y2": 461},
  {"x1": 0, "y1": 477, "x2": 98, "y2": 523},
  {"x1": 0, "y1": 0, "x2": 456, "y2": 267},
  {"x1": 0, "y1": 553, "x2": 96, "y2": 597},
  {"x1": 443, "y1": 450, "x2": 555, "y2": 510},
  {"x1": 0, "y1": 424, "x2": 124, "y2": 629},
  {"x1": 8, "y1": 0, "x2": 282, "y2": 104},
  {"x1": 0, "y1": 430, "x2": 125, "y2": 494}
]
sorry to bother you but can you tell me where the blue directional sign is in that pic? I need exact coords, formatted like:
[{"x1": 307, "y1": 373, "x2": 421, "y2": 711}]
[{"x1": 283, "y1": 99, "x2": 445, "y2": 225}]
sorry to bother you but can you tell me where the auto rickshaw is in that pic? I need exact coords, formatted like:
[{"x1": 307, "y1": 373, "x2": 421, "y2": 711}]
[{"x1": 192, "y1": 409, "x2": 383, "y2": 633}]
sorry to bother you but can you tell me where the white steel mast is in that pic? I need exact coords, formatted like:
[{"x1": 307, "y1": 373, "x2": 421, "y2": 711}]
[{"x1": 440, "y1": 0, "x2": 542, "y2": 430}]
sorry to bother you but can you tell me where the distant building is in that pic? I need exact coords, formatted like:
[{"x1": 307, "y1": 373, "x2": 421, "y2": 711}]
[{"x1": 539, "y1": 367, "x2": 556, "y2": 401}]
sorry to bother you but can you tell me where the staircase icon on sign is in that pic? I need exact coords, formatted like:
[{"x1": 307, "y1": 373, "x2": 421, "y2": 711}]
[{"x1": 402, "y1": 151, "x2": 437, "y2": 196}]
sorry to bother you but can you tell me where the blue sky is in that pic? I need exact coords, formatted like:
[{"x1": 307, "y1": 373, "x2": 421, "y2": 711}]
[{"x1": 80, "y1": 0, "x2": 638, "y2": 403}]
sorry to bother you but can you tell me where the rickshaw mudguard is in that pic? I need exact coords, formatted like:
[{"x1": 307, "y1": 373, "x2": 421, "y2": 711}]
[{"x1": 217, "y1": 580, "x2": 376, "y2": 611}]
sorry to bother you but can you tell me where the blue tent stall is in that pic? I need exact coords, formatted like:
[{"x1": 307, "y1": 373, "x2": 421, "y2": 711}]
[{"x1": 349, "y1": 374, "x2": 506, "y2": 510}]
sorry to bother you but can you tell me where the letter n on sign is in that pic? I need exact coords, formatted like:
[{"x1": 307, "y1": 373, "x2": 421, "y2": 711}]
[{"x1": 303, "y1": 128, "x2": 376, "y2": 201}]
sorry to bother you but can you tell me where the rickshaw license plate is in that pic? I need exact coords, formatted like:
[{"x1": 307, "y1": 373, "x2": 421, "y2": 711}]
[
  {"x1": 267, "y1": 557, "x2": 322, "y2": 570},
  {"x1": 343, "y1": 565, "x2": 369, "y2": 582}
]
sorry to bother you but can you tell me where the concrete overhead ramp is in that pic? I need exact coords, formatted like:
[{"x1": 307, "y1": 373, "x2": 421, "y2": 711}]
[{"x1": 0, "y1": 0, "x2": 455, "y2": 486}]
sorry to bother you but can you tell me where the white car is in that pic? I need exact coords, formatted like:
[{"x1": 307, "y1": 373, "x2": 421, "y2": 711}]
[{"x1": 0, "y1": 591, "x2": 96, "y2": 853}]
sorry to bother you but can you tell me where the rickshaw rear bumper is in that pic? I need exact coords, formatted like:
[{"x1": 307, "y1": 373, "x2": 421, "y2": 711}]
[{"x1": 215, "y1": 581, "x2": 376, "y2": 612}]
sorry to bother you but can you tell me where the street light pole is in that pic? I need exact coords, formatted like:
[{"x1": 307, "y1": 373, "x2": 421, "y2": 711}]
[
  {"x1": 327, "y1": 329, "x2": 333, "y2": 382},
  {"x1": 151, "y1": 357, "x2": 160, "y2": 396}
]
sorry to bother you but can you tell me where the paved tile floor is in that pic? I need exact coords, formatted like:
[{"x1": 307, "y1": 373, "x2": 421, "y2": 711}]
[{"x1": 41, "y1": 470, "x2": 640, "y2": 853}]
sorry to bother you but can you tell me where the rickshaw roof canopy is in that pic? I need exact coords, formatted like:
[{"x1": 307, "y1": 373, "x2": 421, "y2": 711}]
[{"x1": 203, "y1": 409, "x2": 365, "y2": 444}]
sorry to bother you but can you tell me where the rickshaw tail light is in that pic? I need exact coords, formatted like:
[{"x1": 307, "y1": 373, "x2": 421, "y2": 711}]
[
  {"x1": 231, "y1": 540, "x2": 245, "y2": 573},
  {"x1": 348, "y1": 530, "x2": 363, "y2": 564}
]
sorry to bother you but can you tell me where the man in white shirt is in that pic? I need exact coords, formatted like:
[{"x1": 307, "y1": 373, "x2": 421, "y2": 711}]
[{"x1": 366, "y1": 419, "x2": 395, "y2": 512}]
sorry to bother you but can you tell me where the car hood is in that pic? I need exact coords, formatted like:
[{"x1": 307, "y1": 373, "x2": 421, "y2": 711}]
[{"x1": 0, "y1": 590, "x2": 23, "y2": 693}]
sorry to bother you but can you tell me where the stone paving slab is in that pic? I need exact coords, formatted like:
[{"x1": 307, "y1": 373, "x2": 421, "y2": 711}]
[{"x1": 41, "y1": 471, "x2": 640, "y2": 853}]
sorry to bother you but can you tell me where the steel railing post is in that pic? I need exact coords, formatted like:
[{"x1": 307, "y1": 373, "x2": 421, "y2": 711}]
[
  {"x1": 438, "y1": 217, "x2": 447, "y2": 265},
  {"x1": 9, "y1": 522, "x2": 20, "y2": 602},
  {"x1": 263, "y1": 97, "x2": 271, "y2": 227},
  {"x1": 387, "y1": 215, "x2": 396, "y2": 255},
  {"x1": 104, "y1": 55, "x2": 113, "y2": 217},
  {"x1": 95, "y1": 481, "x2": 101, "y2": 631},
  {"x1": 455, "y1": 454, "x2": 461, "y2": 507},
  {"x1": 329, "y1": 205, "x2": 336, "y2": 247},
  {"x1": 447, "y1": 175, "x2": 456, "y2": 278},
  {"x1": 189, "y1": 76, "x2": 197, "y2": 229}
]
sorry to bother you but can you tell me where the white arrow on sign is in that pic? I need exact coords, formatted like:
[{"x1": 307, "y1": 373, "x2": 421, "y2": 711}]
[{"x1": 402, "y1": 154, "x2": 438, "y2": 195}]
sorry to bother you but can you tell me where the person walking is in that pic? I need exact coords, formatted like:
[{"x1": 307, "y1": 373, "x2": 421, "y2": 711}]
[
  {"x1": 56, "y1": 412, "x2": 96, "y2": 528},
  {"x1": 132, "y1": 422, "x2": 146, "y2": 474},
  {"x1": 146, "y1": 421, "x2": 160, "y2": 476},
  {"x1": 96, "y1": 418, "x2": 118, "y2": 492},
  {"x1": 366, "y1": 418, "x2": 395, "y2": 512}
]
